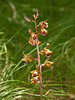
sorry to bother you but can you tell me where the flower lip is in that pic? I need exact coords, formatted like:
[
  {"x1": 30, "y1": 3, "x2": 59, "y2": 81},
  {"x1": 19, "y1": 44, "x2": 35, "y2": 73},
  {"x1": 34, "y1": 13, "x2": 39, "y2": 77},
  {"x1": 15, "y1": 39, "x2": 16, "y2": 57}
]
[
  {"x1": 24, "y1": 61, "x2": 27, "y2": 64},
  {"x1": 32, "y1": 74, "x2": 37, "y2": 77},
  {"x1": 42, "y1": 31, "x2": 46, "y2": 35},
  {"x1": 33, "y1": 36, "x2": 36, "y2": 40},
  {"x1": 46, "y1": 53, "x2": 50, "y2": 57},
  {"x1": 46, "y1": 24, "x2": 48, "y2": 28}
]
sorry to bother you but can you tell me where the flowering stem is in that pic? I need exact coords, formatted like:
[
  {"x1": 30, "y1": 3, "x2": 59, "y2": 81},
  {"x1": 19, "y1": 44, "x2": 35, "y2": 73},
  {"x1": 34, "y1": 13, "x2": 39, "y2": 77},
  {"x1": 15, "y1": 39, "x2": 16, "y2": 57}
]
[{"x1": 34, "y1": 18, "x2": 43, "y2": 100}]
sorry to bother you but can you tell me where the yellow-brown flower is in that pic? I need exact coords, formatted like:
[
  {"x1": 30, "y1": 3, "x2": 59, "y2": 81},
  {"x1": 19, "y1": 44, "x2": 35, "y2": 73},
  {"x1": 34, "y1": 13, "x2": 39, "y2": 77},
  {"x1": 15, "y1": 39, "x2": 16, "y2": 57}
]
[
  {"x1": 39, "y1": 20, "x2": 48, "y2": 28},
  {"x1": 29, "y1": 29, "x2": 37, "y2": 45},
  {"x1": 41, "y1": 28, "x2": 48, "y2": 35},
  {"x1": 45, "y1": 61, "x2": 54, "y2": 67},
  {"x1": 46, "y1": 43, "x2": 50, "y2": 48},
  {"x1": 30, "y1": 70, "x2": 38, "y2": 77},
  {"x1": 22, "y1": 52, "x2": 33, "y2": 64},
  {"x1": 31, "y1": 76, "x2": 39, "y2": 84},
  {"x1": 42, "y1": 59, "x2": 54, "y2": 68},
  {"x1": 40, "y1": 43, "x2": 52, "y2": 57}
]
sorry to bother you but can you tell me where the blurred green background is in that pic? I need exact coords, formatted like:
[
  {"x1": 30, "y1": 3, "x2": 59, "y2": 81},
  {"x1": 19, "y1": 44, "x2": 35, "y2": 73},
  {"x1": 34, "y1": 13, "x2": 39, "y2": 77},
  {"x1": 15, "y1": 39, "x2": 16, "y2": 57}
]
[{"x1": 0, "y1": 0, "x2": 75, "y2": 100}]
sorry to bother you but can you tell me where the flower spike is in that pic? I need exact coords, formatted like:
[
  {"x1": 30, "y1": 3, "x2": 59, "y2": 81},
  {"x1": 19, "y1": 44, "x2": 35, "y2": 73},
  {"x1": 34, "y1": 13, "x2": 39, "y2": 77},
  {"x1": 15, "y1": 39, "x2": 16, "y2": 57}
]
[{"x1": 22, "y1": 10, "x2": 54, "y2": 100}]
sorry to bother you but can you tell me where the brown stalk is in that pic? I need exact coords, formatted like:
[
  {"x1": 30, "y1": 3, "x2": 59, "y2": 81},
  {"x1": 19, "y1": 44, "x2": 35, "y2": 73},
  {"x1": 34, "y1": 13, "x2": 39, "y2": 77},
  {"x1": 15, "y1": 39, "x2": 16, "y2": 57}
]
[{"x1": 34, "y1": 18, "x2": 43, "y2": 100}]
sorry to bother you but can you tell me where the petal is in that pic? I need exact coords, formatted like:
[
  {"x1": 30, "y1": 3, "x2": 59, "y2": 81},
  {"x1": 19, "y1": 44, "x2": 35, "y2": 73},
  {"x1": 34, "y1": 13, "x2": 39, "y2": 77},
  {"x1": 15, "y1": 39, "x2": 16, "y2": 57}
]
[
  {"x1": 36, "y1": 29, "x2": 41, "y2": 37},
  {"x1": 29, "y1": 29, "x2": 35, "y2": 35},
  {"x1": 40, "y1": 50, "x2": 44, "y2": 55}
]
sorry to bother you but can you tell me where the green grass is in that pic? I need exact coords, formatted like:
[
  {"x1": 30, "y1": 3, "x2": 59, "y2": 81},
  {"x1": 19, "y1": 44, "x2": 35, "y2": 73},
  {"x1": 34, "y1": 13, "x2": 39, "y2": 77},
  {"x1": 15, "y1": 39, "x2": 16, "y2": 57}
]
[{"x1": 0, "y1": 0, "x2": 75, "y2": 99}]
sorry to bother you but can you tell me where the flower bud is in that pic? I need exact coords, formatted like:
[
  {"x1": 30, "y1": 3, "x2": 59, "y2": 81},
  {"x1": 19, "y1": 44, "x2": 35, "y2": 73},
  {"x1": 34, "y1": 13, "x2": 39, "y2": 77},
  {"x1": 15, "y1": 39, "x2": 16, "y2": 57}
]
[
  {"x1": 33, "y1": 14, "x2": 36, "y2": 18},
  {"x1": 46, "y1": 43, "x2": 50, "y2": 48},
  {"x1": 25, "y1": 16, "x2": 32, "y2": 22},
  {"x1": 36, "y1": 9, "x2": 39, "y2": 18},
  {"x1": 31, "y1": 81, "x2": 34, "y2": 84}
]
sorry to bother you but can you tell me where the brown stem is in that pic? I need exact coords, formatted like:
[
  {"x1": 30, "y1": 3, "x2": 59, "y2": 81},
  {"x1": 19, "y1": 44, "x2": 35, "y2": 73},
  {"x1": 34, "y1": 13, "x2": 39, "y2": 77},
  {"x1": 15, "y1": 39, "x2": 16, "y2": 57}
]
[{"x1": 34, "y1": 18, "x2": 43, "y2": 100}]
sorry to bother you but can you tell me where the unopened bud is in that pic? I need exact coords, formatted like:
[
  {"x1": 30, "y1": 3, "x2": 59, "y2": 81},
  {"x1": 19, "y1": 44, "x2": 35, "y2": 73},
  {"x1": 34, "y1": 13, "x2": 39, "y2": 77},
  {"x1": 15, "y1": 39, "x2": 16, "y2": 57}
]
[
  {"x1": 36, "y1": 9, "x2": 39, "y2": 18},
  {"x1": 25, "y1": 16, "x2": 32, "y2": 22},
  {"x1": 46, "y1": 43, "x2": 50, "y2": 48}
]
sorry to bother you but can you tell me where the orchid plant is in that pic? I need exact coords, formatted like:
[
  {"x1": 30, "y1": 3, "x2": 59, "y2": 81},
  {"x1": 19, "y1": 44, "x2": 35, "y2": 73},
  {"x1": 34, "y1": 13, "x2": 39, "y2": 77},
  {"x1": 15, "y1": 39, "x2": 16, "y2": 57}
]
[{"x1": 22, "y1": 10, "x2": 54, "y2": 100}]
